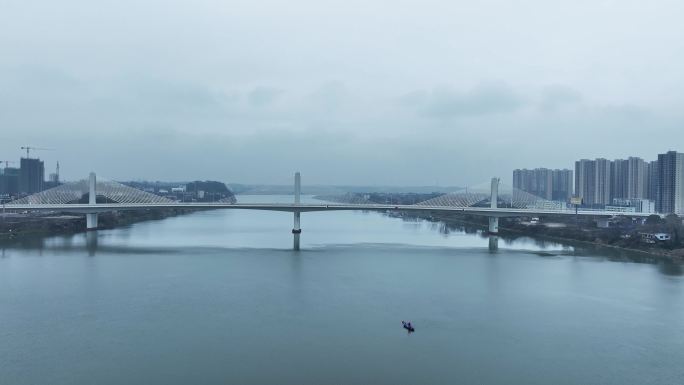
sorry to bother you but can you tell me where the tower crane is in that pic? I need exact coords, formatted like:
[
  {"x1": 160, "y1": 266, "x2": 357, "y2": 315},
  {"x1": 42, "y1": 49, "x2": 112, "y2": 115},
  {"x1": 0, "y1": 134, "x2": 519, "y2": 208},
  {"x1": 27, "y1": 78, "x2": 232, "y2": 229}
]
[{"x1": 20, "y1": 146, "x2": 53, "y2": 159}]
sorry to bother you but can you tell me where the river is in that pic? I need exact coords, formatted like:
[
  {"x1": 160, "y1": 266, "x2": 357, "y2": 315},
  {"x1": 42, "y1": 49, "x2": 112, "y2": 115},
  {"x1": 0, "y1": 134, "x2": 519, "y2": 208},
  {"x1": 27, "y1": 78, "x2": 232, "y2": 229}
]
[{"x1": 1, "y1": 195, "x2": 683, "y2": 384}]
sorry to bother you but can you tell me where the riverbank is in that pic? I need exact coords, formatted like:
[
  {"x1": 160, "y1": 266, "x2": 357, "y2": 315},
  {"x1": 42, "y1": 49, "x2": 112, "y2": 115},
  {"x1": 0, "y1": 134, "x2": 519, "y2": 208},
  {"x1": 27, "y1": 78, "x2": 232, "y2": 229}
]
[
  {"x1": 316, "y1": 192, "x2": 684, "y2": 259},
  {"x1": 0, "y1": 209, "x2": 198, "y2": 242},
  {"x1": 392, "y1": 211, "x2": 684, "y2": 261}
]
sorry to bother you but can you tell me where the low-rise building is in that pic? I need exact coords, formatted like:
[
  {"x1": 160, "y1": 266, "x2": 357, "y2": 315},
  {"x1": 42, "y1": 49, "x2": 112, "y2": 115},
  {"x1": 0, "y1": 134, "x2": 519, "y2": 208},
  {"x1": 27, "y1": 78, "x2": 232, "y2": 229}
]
[
  {"x1": 640, "y1": 233, "x2": 672, "y2": 243},
  {"x1": 605, "y1": 205, "x2": 637, "y2": 213},
  {"x1": 610, "y1": 198, "x2": 655, "y2": 213}
]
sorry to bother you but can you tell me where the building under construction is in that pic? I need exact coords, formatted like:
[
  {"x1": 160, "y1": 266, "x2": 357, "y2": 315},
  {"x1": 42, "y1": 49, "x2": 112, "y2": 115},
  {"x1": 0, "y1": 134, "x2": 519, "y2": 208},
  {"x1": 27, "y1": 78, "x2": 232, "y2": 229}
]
[{"x1": 15, "y1": 158, "x2": 45, "y2": 195}]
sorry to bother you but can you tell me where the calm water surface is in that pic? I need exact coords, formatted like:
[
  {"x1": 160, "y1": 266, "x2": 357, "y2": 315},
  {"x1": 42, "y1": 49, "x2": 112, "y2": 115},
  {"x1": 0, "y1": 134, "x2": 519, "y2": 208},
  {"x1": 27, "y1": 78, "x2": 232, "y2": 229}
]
[{"x1": 1, "y1": 196, "x2": 683, "y2": 385}]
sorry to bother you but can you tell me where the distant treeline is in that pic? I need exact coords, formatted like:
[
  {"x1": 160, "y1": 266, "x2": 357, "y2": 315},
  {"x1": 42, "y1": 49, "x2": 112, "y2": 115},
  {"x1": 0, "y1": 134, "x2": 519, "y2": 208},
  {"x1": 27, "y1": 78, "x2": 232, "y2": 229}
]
[
  {"x1": 122, "y1": 180, "x2": 236, "y2": 203},
  {"x1": 316, "y1": 192, "x2": 442, "y2": 205},
  {"x1": 228, "y1": 184, "x2": 462, "y2": 195},
  {"x1": 185, "y1": 181, "x2": 231, "y2": 194}
]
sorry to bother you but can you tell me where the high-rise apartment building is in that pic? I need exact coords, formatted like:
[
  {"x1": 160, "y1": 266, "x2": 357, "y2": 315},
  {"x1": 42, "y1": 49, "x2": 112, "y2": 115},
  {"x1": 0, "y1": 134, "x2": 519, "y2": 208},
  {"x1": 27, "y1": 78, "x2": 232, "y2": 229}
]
[
  {"x1": 575, "y1": 159, "x2": 594, "y2": 204},
  {"x1": 575, "y1": 158, "x2": 612, "y2": 206},
  {"x1": 551, "y1": 169, "x2": 573, "y2": 201},
  {"x1": 611, "y1": 157, "x2": 648, "y2": 200},
  {"x1": 656, "y1": 151, "x2": 684, "y2": 214},
  {"x1": 626, "y1": 157, "x2": 648, "y2": 199},
  {"x1": 647, "y1": 160, "x2": 659, "y2": 201},
  {"x1": 513, "y1": 168, "x2": 572, "y2": 201},
  {"x1": 595, "y1": 158, "x2": 612, "y2": 205},
  {"x1": 611, "y1": 159, "x2": 628, "y2": 200}
]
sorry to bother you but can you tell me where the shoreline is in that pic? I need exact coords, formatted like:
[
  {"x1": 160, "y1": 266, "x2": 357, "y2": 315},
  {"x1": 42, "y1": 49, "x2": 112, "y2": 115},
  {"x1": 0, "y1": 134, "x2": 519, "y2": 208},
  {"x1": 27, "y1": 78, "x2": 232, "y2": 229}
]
[
  {"x1": 403, "y1": 212, "x2": 682, "y2": 262},
  {"x1": 0, "y1": 208, "x2": 199, "y2": 243},
  {"x1": 2, "y1": 206, "x2": 681, "y2": 263}
]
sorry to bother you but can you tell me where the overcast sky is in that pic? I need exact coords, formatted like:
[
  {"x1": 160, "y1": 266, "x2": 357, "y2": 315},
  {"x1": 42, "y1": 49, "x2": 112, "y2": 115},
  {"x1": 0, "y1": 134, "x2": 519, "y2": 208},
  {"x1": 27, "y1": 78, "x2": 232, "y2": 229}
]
[{"x1": 1, "y1": 0, "x2": 683, "y2": 185}]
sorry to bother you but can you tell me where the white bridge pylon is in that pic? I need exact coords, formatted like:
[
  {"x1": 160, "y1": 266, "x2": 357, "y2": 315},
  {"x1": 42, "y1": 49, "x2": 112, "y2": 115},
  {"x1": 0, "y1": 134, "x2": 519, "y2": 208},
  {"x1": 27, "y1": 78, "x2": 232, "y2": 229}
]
[
  {"x1": 7, "y1": 172, "x2": 175, "y2": 230},
  {"x1": 8, "y1": 174, "x2": 173, "y2": 206},
  {"x1": 292, "y1": 171, "x2": 302, "y2": 251}
]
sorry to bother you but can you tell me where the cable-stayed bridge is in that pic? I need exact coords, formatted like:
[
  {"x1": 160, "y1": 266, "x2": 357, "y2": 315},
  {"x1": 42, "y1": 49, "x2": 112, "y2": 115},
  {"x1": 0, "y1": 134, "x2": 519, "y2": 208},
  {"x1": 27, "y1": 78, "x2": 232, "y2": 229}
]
[{"x1": 3, "y1": 173, "x2": 658, "y2": 250}]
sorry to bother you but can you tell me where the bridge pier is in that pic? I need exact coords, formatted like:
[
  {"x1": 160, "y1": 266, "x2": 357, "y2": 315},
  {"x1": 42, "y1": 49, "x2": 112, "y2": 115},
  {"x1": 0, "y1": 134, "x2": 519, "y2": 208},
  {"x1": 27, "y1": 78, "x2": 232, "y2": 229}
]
[
  {"x1": 488, "y1": 217, "x2": 499, "y2": 234},
  {"x1": 86, "y1": 213, "x2": 99, "y2": 230},
  {"x1": 293, "y1": 212, "x2": 301, "y2": 250},
  {"x1": 86, "y1": 172, "x2": 98, "y2": 230},
  {"x1": 488, "y1": 177, "x2": 500, "y2": 235},
  {"x1": 292, "y1": 172, "x2": 301, "y2": 251}
]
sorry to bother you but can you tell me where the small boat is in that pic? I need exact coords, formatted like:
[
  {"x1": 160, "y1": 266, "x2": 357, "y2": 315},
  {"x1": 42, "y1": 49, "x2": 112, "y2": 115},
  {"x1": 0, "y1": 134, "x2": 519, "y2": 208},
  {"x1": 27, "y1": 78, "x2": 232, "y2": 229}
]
[{"x1": 402, "y1": 321, "x2": 415, "y2": 332}]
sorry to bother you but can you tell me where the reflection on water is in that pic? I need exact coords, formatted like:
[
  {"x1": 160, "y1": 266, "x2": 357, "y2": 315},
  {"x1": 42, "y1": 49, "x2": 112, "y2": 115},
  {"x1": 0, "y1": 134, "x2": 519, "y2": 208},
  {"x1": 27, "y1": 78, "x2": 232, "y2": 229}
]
[
  {"x1": 86, "y1": 231, "x2": 98, "y2": 256},
  {"x1": 658, "y1": 260, "x2": 684, "y2": 276},
  {"x1": 488, "y1": 236, "x2": 498, "y2": 253},
  {"x1": 1, "y1": 204, "x2": 681, "y2": 276}
]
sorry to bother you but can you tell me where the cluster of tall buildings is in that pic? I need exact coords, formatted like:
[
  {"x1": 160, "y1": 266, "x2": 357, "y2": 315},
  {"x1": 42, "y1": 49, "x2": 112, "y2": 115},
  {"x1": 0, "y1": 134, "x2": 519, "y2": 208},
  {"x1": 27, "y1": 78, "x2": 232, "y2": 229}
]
[
  {"x1": 514, "y1": 150, "x2": 684, "y2": 215},
  {"x1": 0, "y1": 157, "x2": 56, "y2": 199},
  {"x1": 512, "y1": 168, "x2": 573, "y2": 201},
  {"x1": 574, "y1": 157, "x2": 652, "y2": 206}
]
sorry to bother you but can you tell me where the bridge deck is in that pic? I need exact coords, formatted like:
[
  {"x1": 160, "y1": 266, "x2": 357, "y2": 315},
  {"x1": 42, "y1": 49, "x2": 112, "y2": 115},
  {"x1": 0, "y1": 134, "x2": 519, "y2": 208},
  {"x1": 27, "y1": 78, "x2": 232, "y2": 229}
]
[{"x1": 2, "y1": 202, "x2": 656, "y2": 218}]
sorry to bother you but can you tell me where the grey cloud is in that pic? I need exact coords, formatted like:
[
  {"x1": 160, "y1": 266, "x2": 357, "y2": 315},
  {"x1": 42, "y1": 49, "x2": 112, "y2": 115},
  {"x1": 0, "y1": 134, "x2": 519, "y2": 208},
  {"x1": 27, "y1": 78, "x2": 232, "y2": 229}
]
[
  {"x1": 540, "y1": 85, "x2": 583, "y2": 112},
  {"x1": 123, "y1": 77, "x2": 223, "y2": 113},
  {"x1": 0, "y1": 66, "x2": 85, "y2": 107},
  {"x1": 2, "y1": 0, "x2": 684, "y2": 185},
  {"x1": 0, "y1": 66, "x2": 81, "y2": 92},
  {"x1": 248, "y1": 87, "x2": 283, "y2": 107},
  {"x1": 307, "y1": 82, "x2": 350, "y2": 111},
  {"x1": 415, "y1": 82, "x2": 525, "y2": 118}
]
